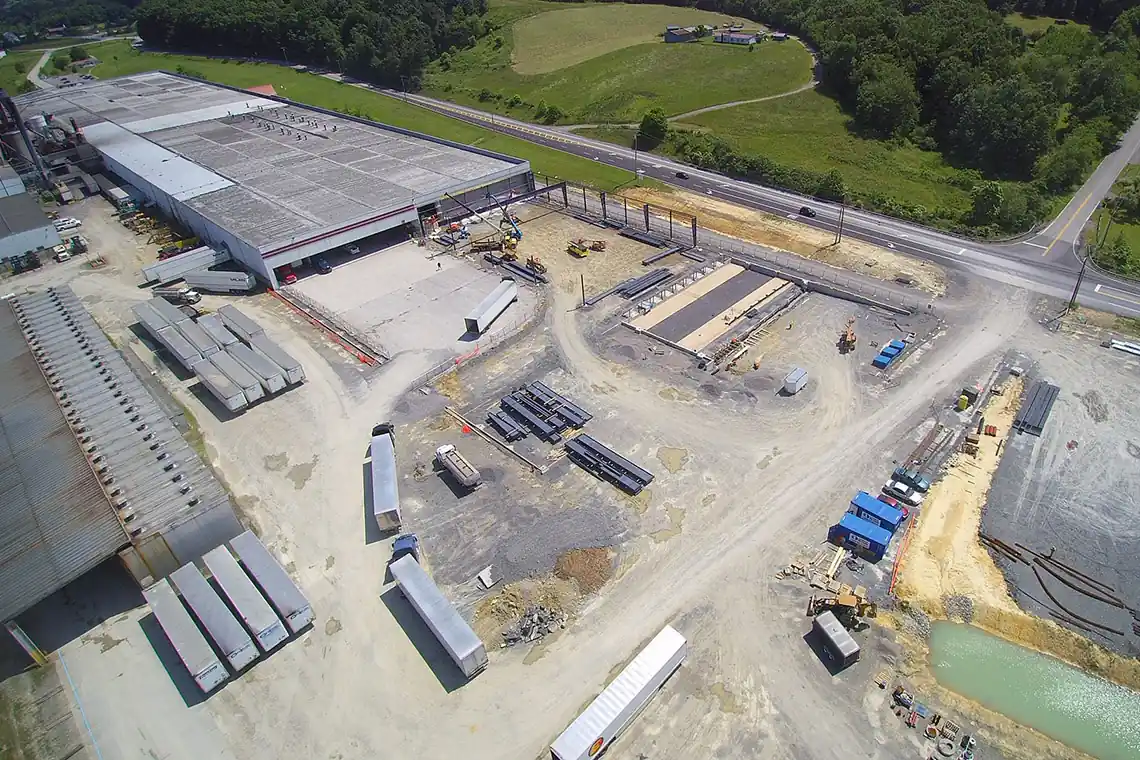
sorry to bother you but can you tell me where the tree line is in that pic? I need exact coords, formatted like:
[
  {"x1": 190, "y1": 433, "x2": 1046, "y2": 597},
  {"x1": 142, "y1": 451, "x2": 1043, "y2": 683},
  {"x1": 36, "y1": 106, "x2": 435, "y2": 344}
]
[
  {"x1": 135, "y1": 0, "x2": 489, "y2": 88},
  {"x1": 0, "y1": 0, "x2": 137, "y2": 37}
]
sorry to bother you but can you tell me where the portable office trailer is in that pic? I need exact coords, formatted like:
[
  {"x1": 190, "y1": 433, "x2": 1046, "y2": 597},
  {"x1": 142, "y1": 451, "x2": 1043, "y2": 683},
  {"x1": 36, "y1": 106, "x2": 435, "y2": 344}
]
[
  {"x1": 147, "y1": 296, "x2": 190, "y2": 326},
  {"x1": 209, "y1": 351, "x2": 264, "y2": 404},
  {"x1": 828, "y1": 513, "x2": 891, "y2": 562},
  {"x1": 849, "y1": 491, "x2": 903, "y2": 533},
  {"x1": 465, "y1": 278, "x2": 517, "y2": 334},
  {"x1": 812, "y1": 611, "x2": 860, "y2": 669},
  {"x1": 783, "y1": 367, "x2": 808, "y2": 395},
  {"x1": 183, "y1": 269, "x2": 257, "y2": 293},
  {"x1": 170, "y1": 562, "x2": 259, "y2": 672},
  {"x1": 249, "y1": 333, "x2": 305, "y2": 385},
  {"x1": 550, "y1": 625, "x2": 687, "y2": 760},
  {"x1": 142, "y1": 579, "x2": 230, "y2": 693},
  {"x1": 227, "y1": 342, "x2": 286, "y2": 394},
  {"x1": 177, "y1": 319, "x2": 220, "y2": 357},
  {"x1": 202, "y1": 545, "x2": 289, "y2": 653},
  {"x1": 228, "y1": 530, "x2": 314, "y2": 634},
  {"x1": 389, "y1": 555, "x2": 488, "y2": 678},
  {"x1": 217, "y1": 305, "x2": 264, "y2": 343},
  {"x1": 157, "y1": 326, "x2": 202, "y2": 370},
  {"x1": 369, "y1": 430, "x2": 401, "y2": 530},
  {"x1": 191, "y1": 358, "x2": 247, "y2": 412},
  {"x1": 197, "y1": 313, "x2": 239, "y2": 348}
]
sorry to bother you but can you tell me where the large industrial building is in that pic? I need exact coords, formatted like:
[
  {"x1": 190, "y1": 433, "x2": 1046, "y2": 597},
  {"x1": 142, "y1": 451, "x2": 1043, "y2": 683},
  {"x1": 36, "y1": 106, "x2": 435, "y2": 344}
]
[{"x1": 12, "y1": 72, "x2": 534, "y2": 286}]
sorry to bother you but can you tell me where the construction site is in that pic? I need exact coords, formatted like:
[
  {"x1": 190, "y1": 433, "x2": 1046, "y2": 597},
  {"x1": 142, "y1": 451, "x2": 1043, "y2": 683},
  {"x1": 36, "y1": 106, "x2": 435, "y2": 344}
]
[{"x1": 4, "y1": 143, "x2": 1140, "y2": 760}]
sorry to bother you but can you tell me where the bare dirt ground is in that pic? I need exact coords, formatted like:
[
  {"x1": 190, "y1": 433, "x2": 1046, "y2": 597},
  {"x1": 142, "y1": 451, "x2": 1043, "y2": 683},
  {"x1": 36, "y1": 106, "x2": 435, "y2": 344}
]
[
  {"x1": 895, "y1": 376, "x2": 1026, "y2": 618},
  {"x1": 622, "y1": 186, "x2": 948, "y2": 296},
  {"x1": 4, "y1": 195, "x2": 1067, "y2": 760}
]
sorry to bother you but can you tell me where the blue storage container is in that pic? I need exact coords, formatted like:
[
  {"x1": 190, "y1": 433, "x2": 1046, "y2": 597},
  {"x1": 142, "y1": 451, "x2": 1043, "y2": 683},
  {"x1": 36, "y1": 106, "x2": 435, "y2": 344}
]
[
  {"x1": 849, "y1": 491, "x2": 904, "y2": 533},
  {"x1": 889, "y1": 339, "x2": 906, "y2": 350},
  {"x1": 828, "y1": 513, "x2": 892, "y2": 561},
  {"x1": 881, "y1": 345, "x2": 902, "y2": 357},
  {"x1": 872, "y1": 353, "x2": 893, "y2": 369}
]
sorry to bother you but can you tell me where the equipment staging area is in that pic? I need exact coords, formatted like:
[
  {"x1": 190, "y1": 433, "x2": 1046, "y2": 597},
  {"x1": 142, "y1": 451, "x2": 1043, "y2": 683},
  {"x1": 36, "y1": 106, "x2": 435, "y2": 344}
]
[{"x1": 14, "y1": 72, "x2": 533, "y2": 287}]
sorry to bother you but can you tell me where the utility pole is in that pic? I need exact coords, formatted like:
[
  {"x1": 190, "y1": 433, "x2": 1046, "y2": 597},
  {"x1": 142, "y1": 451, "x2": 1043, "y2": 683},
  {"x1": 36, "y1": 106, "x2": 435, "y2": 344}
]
[
  {"x1": 580, "y1": 274, "x2": 586, "y2": 308},
  {"x1": 834, "y1": 199, "x2": 846, "y2": 246},
  {"x1": 1069, "y1": 202, "x2": 1114, "y2": 312}
]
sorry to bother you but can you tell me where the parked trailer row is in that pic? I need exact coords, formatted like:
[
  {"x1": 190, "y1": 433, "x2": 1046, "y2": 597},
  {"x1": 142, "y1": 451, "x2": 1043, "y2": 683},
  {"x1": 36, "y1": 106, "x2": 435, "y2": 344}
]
[
  {"x1": 142, "y1": 580, "x2": 230, "y2": 694},
  {"x1": 202, "y1": 545, "x2": 289, "y2": 653},
  {"x1": 550, "y1": 625, "x2": 687, "y2": 760},
  {"x1": 389, "y1": 555, "x2": 488, "y2": 678},
  {"x1": 250, "y1": 333, "x2": 305, "y2": 385},
  {"x1": 229, "y1": 530, "x2": 314, "y2": 634},
  {"x1": 170, "y1": 563, "x2": 259, "y2": 672},
  {"x1": 191, "y1": 358, "x2": 247, "y2": 412},
  {"x1": 370, "y1": 424, "x2": 402, "y2": 531}
]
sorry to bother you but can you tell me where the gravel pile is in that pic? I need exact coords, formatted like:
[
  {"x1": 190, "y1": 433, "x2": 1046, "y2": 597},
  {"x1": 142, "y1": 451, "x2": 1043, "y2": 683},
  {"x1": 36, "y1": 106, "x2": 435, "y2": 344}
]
[
  {"x1": 493, "y1": 503, "x2": 627, "y2": 583},
  {"x1": 900, "y1": 604, "x2": 931, "y2": 638},
  {"x1": 943, "y1": 594, "x2": 975, "y2": 622}
]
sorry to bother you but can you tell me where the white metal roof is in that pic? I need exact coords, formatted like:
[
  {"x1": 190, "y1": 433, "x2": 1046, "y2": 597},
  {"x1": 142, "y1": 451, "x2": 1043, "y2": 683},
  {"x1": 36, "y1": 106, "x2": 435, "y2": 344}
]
[
  {"x1": 82, "y1": 121, "x2": 233, "y2": 201},
  {"x1": 551, "y1": 625, "x2": 687, "y2": 759}
]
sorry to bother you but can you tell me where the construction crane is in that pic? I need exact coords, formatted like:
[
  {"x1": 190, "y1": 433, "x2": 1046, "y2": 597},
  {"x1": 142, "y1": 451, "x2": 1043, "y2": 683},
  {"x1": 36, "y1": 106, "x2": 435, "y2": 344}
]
[
  {"x1": 443, "y1": 192, "x2": 499, "y2": 231},
  {"x1": 487, "y1": 193, "x2": 523, "y2": 241}
]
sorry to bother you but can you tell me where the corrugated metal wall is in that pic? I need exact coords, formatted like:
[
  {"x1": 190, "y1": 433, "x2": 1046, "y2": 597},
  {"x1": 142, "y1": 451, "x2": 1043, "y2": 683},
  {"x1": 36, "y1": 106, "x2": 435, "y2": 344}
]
[{"x1": 0, "y1": 306, "x2": 127, "y2": 622}]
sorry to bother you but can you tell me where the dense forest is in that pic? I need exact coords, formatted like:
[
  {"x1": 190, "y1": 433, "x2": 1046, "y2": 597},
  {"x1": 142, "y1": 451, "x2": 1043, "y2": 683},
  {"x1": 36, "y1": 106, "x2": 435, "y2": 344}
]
[
  {"x1": 1010, "y1": 0, "x2": 1139, "y2": 29},
  {"x1": 0, "y1": 0, "x2": 137, "y2": 35},
  {"x1": 566, "y1": 0, "x2": 1140, "y2": 234},
  {"x1": 135, "y1": 0, "x2": 489, "y2": 87}
]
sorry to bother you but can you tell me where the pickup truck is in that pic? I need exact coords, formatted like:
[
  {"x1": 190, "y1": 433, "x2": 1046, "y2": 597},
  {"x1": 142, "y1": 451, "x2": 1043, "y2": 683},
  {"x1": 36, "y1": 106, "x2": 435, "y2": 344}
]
[
  {"x1": 892, "y1": 466, "x2": 931, "y2": 493},
  {"x1": 883, "y1": 480, "x2": 923, "y2": 507}
]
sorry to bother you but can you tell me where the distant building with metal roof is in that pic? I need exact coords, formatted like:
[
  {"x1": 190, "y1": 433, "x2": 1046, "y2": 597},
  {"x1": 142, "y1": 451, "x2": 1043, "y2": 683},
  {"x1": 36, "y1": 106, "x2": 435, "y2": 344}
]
[
  {"x1": 1, "y1": 287, "x2": 243, "y2": 631},
  {"x1": 15, "y1": 72, "x2": 534, "y2": 287},
  {"x1": 0, "y1": 192, "x2": 61, "y2": 259}
]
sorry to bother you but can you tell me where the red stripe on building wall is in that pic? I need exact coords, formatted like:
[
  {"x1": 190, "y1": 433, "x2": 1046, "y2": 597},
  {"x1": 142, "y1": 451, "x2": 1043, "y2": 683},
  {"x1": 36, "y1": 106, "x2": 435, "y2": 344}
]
[{"x1": 261, "y1": 205, "x2": 416, "y2": 259}]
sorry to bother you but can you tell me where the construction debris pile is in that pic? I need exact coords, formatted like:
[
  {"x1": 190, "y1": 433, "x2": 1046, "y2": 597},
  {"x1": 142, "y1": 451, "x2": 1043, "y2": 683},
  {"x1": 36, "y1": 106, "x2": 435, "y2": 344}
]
[{"x1": 502, "y1": 604, "x2": 565, "y2": 646}]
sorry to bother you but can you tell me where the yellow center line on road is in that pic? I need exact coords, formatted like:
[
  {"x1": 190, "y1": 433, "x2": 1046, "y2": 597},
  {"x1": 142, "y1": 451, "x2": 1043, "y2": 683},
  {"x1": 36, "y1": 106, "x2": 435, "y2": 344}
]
[{"x1": 1041, "y1": 192, "x2": 1094, "y2": 257}]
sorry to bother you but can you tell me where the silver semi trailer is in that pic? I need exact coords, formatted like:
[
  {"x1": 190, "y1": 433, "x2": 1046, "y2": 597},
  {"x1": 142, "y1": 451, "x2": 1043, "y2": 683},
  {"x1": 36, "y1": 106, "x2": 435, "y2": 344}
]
[
  {"x1": 142, "y1": 579, "x2": 230, "y2": 694},
  {"x1": 369, "y1": 424, "x2": 401, "y2": 531},
  {"x1": 170, "y1": 562, "x2": 259, "y2": 672},
  {"x1": 390, "y1": 554, "x2": 488, "y2": 678},
  {"x1": 228, "y1": 530, "x2": 314, "y2": 634},
  {"x1": 202, "y1": 545, "x2": 289, "y2": 653}
]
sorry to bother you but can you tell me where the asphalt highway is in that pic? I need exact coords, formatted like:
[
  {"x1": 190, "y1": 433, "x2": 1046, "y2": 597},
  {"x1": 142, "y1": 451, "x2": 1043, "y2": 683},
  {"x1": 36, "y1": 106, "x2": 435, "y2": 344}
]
[{"x1": 380, "y1": 88, "x2": 1140, "y2": 318}]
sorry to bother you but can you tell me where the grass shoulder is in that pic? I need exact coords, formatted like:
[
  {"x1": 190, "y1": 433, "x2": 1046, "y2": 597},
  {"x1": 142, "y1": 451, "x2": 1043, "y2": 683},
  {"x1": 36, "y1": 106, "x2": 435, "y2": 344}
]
[
  {"x1": 88, "y1": 42, "x2": 639, "y2": 191},
  {"x1": 1090, "y1": 165, "x2": 1140, "y2": 278},
  {"x1": 0, "y1": 50, "x2": 44, "y2": 93},
  {"x1": 1005, "y1": 13, "x2": 1089, "y2": 36}
]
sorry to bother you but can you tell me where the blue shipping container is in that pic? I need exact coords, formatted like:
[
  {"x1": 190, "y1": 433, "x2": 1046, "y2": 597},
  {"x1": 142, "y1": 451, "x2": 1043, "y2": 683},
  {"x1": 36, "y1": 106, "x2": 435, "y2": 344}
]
[
  {"x1": 872, "y1": 353, "x2": 893, "y2": 369},
  {"x1": 881, "y1": 345, "x2": 902, "y2": 357},
  {"x1": 889, "y1": 339, "x2": 906, "y2": 350},
  {"x1": 828, "y1": 513, "x2": 892, "y2": 561},
  {"x1": 849, "y1": 491, "x2": 904, "y2": 533}
]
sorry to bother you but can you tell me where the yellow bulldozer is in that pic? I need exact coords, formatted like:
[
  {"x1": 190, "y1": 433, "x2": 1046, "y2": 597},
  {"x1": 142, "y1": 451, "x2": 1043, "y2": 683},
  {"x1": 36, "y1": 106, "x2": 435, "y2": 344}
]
[
  {"x1": 808, "y1": 587, "x2": 876, "y2": 629},
  {"x1": 567, "y1": 239, "x2": 589, "y2": 258}
]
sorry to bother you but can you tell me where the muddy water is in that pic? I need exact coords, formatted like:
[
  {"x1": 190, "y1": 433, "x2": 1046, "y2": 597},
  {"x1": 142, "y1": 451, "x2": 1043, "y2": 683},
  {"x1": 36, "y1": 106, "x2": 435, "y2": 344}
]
[{"x1": 930, "y1": 622, "x2": 1140, "y2": 759}]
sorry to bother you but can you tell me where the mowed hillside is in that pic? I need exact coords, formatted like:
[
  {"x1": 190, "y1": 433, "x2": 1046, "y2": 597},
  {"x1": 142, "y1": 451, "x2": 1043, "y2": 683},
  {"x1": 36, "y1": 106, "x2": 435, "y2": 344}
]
[{"x1": 423, "y1": 1, "x2": 814, "y2": 125}]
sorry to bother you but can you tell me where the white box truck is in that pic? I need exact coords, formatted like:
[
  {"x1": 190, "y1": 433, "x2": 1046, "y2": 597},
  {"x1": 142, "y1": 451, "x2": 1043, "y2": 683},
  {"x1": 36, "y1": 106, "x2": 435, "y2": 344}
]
[
  {"x1": 550, "y1": 625, "x2": 687, "y2": 760},
  {"x1": 370, "y1": 423, "x2": 401, "y2": 531}
]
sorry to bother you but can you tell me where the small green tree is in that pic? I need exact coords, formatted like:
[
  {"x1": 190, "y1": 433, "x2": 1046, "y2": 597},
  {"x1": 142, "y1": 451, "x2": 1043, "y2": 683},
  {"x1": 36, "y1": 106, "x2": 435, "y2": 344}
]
[
  {"x1": 13, "y1": 61, "x2": 26, "y2": 74},
  {"x1": 534, "y1": 99, "x2": 549, "y2": 119},
  {"x1": 68, "y1": 46, "x2": 88, "y2": 62},
  {"x1": 638, "y1": 107, "x2": 668, "y2": 148},
  {"x1": 506, "y1": 93, "x2": 522, "y2": 108},
  {"x1": 541, "y1": 104, "x2": 564, "y2": 124},
  {"x1": 970, "y1": 181, "x2": 1004, "y2": 225},
  {"x1": 438, "y1": 52, "x2": 452, "y2": 70},
  {"x1": 477, "y1": 87, "x2": 494, "y2": 102},
  {"x1": 493, "y1": 36, "x2": 504, "y2": 49}
]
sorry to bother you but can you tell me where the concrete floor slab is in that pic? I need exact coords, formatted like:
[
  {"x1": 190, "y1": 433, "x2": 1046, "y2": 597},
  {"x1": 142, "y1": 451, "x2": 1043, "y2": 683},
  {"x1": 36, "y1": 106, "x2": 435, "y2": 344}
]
[
  {"x1": 293, "y1": 241, "x2": 539, "y2": 360},
  {"x1": 650, "y1": 269, "x2": 769, "y2": 344},
  {"x1": 677, "y1": 279, "x2": 792, "y2": 351},
  {"x1": 627, "y1": 263, "x2": 742, "y2": 332}
]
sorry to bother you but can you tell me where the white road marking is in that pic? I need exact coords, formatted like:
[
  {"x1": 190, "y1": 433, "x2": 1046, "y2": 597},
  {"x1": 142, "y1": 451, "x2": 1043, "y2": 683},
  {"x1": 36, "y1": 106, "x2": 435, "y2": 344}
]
[
  {"x1": 887, "y1": 243, "x2": 895, "y2": 249},
  {"x1": 787, "y1": 213, "x2": 797, "y2": 219},
  {"x1": 900, "y1": 234, "x2": 909, "y2": 239},
  {"x1": 956, "y1": 248, "x2": 966, "y2": 256},
  {"x1": 1023, "y1": 241, "x2": 1048, "y2": 249},
  {"x1": 1095, "y1": 284, "x2": 1102, "y2": 293}
]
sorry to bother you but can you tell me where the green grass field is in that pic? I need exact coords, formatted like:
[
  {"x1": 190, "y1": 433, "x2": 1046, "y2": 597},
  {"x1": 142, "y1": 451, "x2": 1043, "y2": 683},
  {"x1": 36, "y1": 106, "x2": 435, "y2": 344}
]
[
  {"x1": 87, "y1": 41, "x2": 639, "y2": 191},
  {"x1": 509, "y1": 3, "x2": 750, "y2": 74},
  {"x1": 0, "y1": 50, "x2": 43, "y2": 94},
  {"x1": 423, "y1": 0, "x2": 811, "y2": 124},
  {"x1": 1091, "y1": 165, "x2": 1140, "y2": 276},
  {"x1": 1005, "y1": 13, "x2": 1089, "y2": 35},
  {"x1": 674, "y1": 89, "x2": 975, "y2": 214},
  {"x1": 428, "y1": 38, "x2": 812, "y2": 124}
]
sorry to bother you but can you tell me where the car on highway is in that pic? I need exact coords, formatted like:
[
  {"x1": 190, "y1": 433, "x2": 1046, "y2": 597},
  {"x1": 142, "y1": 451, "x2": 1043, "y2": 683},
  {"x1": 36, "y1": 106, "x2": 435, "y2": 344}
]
[
  {"x1": 345, "y1": 243, "x2": 361, "y2": 255},
  {"x1": 883, "y1": 480, "x2": 923, "y2": 507},
  {"x1": 798, "y1": 206, "x2": 817, "y2": 218},
  {"x1": 277, "y1": 264, "x2": 298, "y2": 284},
  {"x1": 313, "y1": 256, "x2": 332, "y2": 274},
  {"x1": 675, "y1": 171, "x2": 689, "y2": 180}
]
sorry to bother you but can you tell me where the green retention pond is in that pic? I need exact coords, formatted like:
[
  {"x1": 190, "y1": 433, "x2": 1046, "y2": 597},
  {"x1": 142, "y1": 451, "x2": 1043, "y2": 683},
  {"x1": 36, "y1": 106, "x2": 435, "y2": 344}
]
[{"x1": 930, "y1": 622, "x2": 1140, "y2": 759}]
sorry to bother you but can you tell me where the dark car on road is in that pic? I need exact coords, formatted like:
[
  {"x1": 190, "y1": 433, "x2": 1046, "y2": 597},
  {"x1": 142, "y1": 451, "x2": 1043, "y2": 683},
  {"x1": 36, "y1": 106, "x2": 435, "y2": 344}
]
[
  {"x1": 675, "y1": 170, "x2": 689, "y2": 180},
  {"x1": 798, "y1": 206, "x2": 817, "y2": 218},
  {"x1": 313, "y1": 256, "x2": 332, "y2": 274}
]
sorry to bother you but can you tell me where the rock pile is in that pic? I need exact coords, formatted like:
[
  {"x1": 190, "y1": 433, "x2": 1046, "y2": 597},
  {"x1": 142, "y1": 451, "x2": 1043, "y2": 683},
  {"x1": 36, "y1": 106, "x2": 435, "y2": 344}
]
[{"x1": 502, "y1": 604, "x2": 565, "y2": 646}]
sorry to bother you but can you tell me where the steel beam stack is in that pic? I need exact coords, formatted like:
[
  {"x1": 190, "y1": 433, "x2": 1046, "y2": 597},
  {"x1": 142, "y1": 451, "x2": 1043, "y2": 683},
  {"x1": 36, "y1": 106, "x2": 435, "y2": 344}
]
[
  {"x1": 563, "y1": 434, "x2": 655, "y2": 495},
  {"x1": 1012, "y1": 381, "x2": 1060, "y2": 436}
]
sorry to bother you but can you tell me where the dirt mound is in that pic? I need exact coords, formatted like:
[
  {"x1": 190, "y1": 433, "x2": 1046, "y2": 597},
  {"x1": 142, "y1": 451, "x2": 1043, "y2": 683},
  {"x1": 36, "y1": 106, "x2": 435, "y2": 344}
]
[{"x1": 554, "y1": 547, "x2": 614, "y2": 594}]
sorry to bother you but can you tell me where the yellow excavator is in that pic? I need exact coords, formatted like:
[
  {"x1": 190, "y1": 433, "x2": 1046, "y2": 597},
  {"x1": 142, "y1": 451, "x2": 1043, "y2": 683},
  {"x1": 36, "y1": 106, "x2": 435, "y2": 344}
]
[{"x1": 808, "y1": 588, "x2": 876, "y2": 629}]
